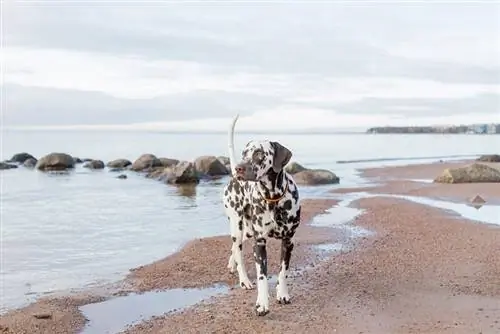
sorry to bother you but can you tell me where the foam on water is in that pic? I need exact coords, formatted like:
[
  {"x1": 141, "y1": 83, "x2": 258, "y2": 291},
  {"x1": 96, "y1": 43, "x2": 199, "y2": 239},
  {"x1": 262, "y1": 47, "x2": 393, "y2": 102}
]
[{"x1": 79, "y1": 285, "x2": 228, "y2": 334}]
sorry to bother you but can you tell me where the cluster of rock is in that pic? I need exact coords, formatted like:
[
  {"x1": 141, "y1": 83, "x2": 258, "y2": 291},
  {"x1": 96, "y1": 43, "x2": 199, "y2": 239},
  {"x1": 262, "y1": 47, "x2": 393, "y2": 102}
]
[{"x1": 1, "y1": 152, "x2": 341, "y2": 186}]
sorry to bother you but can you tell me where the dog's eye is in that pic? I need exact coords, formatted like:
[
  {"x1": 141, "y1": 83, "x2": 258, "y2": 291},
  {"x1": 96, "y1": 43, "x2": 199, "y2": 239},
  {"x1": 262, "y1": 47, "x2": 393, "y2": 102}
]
[{"x1": 252, "y1": 151, "x2": 264, "y2": 163}]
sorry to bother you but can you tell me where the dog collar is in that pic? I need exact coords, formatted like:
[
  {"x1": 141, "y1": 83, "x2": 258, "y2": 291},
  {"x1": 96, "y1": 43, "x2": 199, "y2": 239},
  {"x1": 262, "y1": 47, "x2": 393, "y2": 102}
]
[{"x1": 262, "y1": 182, "x2": 289, "y2": 203}]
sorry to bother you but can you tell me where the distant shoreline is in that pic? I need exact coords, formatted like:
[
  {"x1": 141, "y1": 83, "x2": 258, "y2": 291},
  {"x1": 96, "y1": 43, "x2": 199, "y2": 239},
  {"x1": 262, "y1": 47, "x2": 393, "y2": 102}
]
[{"x1": 3, "y1": 128, "x2": 499, "y2": 135}]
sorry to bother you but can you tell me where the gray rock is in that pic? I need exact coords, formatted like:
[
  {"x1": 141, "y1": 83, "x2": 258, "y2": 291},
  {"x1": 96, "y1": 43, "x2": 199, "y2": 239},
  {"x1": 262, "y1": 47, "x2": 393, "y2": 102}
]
[
  {"x1": 73, "y1": 157, "x2": 83, "y2": 164},
  {"x1": 147, "y1": 161, "x2": 199, "y2": 184},
  {"x1": 167, "y1": 161, "x2": 199, "y2": 184},
  {"x1": 116, "y1": 174, "x2": 128, "y2": 179},
  {"x1": 23, "y1": 158, "x2": 38, "y2": 168},
  {"x1": 217, "y1": 156, "x2": 230, "y2": 165},
  {"x1": 130, "y1": 154, "x2": 162, "y2": 171},
  {"x1": 36, "y1": 153, "x2": 75, "y2": 171},
  {"x1": 83, "y1": 160, "x2": 105, "y2": 169},
  {"x1": 9, "y1": 152, "x2": 36, "y2": 164},
  {"x1": 194, "y1": 155, "x2": 229, "y2": 176},
  {"x1": 285, "y1": 162, "x2": 307, "y2": 174},
  {"x1": 293, "y1": 169, "x2": 340, "y2": 185},
  {"x1": 158, "y1": 157, "x2": 179, "y2": 167},
  {"x1": 107, "y1": 159, "x2": 132, "y2": 168},
  {"x1": 0, "y1": 162, "x2": 18, "y2": 170}
]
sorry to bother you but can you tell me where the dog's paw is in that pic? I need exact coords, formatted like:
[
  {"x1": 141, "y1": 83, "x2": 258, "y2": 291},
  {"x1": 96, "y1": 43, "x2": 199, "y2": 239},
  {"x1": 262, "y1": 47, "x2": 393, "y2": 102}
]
[
  {"x1": 276, "y1": 284, "x2": 291, "y2": 304},
  {"x1": 239, "y1": 278, "x2": 254, "y2": 290},
  {"x1": 277, "y1": 294, "x2": 291, "y2": 304},
  {"x1": 255, "y1": 303, "x2": 269, "y2": 316}
]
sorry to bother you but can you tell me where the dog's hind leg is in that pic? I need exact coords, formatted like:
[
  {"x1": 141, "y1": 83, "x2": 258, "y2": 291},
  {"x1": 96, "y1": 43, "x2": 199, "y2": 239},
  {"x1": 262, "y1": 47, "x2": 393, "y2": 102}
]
[
  {"x1": 229, "y1": 215, "x2": 253, "y2": 290},
  {"x1": 276, "y1": 237, "x2": 294, "y2": 304}
]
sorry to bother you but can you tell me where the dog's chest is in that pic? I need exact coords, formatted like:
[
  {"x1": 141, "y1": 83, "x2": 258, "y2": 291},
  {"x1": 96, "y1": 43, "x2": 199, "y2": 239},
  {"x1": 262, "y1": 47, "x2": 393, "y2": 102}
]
[{"x1": 250, "y1": 190, "x2": 299, "y2": 238}]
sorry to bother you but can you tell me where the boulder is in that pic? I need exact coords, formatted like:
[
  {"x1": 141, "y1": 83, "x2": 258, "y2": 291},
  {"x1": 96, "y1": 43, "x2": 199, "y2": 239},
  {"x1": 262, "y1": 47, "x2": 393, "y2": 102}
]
[
  {"x1": 107, "y1": 159, "x2": 132, "y2": 169},
  {"x1": 168, "y1": 161, "x2": 199, "y2": 184},
  {"x1": 147, "y1": 161, "x2": 199, "y2": 184},
  {"x1": 73, "y1": 157, "x2": 83, "y2": 164},
  {"x1": 194, "y1": 155, "x2": 229, "y2": 176},
  {"x1": 158, "y1": 157, "x2": 179, "y2": 167},
  {"x1": 434, "y1": 163, "x2": 500, "y2": 184},
  {"x1": 82, "y1": 158, "x2": 93, "y2": 163},
  {"x1": 477, "y1": 154, "x2": 500, "y2": 163},
  {"x1": 130, "y1": 154, "x2": 162, "y2": 171},
  {"x1": 9, "y1": 152, "x2": 36, "y2": 164},
  {"x1": 285, "y1": 162, "x2": 307, "y2": 174},
  {"x1": 83, "y1": 160, "x2": 105, "y2": 169},
  {"x1": 217, "y1": 156, "x2": 230, "y2": 165},
  {"x1": 36, "y1": 153, "x2": 75, "y2": 171},
  {"x1": 0, "y1": 162, "x2": 18, "y2": 170},
  {"x1": 23, "y1": 158, "x2": 38, "y2": 168},
  {"x1": 293, "y1": 169, "x2": 340, "y2": 185}
]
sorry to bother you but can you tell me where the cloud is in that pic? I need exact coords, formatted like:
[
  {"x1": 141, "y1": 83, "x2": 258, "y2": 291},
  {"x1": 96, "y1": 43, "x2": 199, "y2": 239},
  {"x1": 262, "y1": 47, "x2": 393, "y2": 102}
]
[{"x1": 3, "y1": 1, "x2": 500, "y2": 129}]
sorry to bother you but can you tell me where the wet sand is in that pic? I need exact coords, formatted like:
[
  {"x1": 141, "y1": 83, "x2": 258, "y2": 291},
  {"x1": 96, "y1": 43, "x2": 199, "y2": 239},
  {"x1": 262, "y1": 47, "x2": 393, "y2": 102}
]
[{"x1": 123, "y1": 197, "x2": 500, "y2": 334}]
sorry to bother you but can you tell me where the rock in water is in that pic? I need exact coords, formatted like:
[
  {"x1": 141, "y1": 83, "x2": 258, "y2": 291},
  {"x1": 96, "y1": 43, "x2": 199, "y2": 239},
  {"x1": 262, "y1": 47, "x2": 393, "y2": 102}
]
[
  {"x1": 83, "y1": 160, "x2": 105, "y2": 169},
  {"x1": 9, "y1": 152, "x2": 36, "y2": 164},
  {"x1": 168, "y1": 161, "x2": 199, "y2": 184},
  {"x1": 130, "y1": 154, "x2": 162, "y2": 171},
  {"x1": 158, "y1": 157, "x2": 179, "y2": 167},
  {"x1": 35, "y1": 153, "x2": 75, "y2": 171},
  {"x1": 434, "y1": 163, "x2": 500, "y2": 184},
  {"x1": 0, "y1": 162, "x2": 18, "y2": 170},
  {"x1": 293, "y1": 169, "x2": 340, "y2": 185},
  {"x1": 107, "y1": 159, "x2": 132, "y2": 168},
  {"x1": 285, "y1": 162, "x2": 307, "y2": 174},
  {"x1": 23, "y1": 158, "x2": 38, "y2": 168},
  {"x1": 194, "y1": 156, "x2": 228, "y2": 176},
  {"x1": 470, "y1": 195, "x2": 486, "y2": 204}
]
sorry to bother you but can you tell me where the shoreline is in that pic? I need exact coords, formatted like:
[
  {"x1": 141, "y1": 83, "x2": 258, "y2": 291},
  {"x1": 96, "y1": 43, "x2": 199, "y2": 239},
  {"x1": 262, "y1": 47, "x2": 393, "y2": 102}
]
[
  {"x1": 0, "y1": 198, "x2": 343, "y2": 334},
  {"x1": 2, "y1": 158, "x2": 499, "y2": 333}
]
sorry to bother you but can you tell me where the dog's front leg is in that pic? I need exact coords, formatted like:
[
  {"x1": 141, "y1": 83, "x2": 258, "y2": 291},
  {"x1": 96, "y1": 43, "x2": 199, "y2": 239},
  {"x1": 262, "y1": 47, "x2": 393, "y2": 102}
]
[
  {"x1": 277, "y1": 237, "x2": 294, "y2": 304},
  {"x1": 254, "y1": 236, "x2": 269, "y2": 316}
]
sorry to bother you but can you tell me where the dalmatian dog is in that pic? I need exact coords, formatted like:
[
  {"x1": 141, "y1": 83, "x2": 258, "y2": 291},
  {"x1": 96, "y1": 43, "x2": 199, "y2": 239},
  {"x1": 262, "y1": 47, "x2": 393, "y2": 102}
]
[{"x1": 222, "y1": 114, "x2": 301, "y2": 316}]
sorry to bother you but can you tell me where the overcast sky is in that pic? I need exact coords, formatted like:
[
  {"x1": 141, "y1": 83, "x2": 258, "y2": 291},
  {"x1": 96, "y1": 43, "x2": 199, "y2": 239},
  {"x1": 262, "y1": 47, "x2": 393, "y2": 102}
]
[{"x1": 3, "y1": 1, "x2": 500, "y2": 131}]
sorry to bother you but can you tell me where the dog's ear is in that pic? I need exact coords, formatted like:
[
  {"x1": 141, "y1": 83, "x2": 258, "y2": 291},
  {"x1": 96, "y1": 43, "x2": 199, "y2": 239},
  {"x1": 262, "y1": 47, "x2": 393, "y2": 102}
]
[{"x1": 271, "y1": 141, "x2": 292, "y2": 173}]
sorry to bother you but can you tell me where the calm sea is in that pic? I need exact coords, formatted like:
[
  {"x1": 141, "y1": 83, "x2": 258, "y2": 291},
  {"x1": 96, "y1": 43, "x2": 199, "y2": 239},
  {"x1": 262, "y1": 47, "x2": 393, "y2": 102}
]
[{"x1": 1, "y1": 130, "x2": 497, "y2": 313}]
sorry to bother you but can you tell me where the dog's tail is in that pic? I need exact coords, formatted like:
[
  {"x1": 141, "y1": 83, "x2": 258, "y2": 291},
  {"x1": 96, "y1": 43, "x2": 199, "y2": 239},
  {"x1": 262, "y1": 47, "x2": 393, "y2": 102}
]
[{"x1": 228, "y1": 114, "x2": 239, "y2": 177}]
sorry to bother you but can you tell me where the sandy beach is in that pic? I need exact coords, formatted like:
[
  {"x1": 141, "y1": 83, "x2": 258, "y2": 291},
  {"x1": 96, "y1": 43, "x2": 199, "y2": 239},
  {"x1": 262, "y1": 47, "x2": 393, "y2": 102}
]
[{"x1": 1, "y1": 160, "x2": 499, "y2": 334}]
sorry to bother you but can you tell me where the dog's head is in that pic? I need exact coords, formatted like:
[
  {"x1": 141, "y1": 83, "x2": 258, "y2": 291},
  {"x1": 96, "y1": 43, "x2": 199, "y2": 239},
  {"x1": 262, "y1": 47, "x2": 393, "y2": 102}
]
[{"x1": 234, "y1": 140, "x2": 292, "y2": 181}]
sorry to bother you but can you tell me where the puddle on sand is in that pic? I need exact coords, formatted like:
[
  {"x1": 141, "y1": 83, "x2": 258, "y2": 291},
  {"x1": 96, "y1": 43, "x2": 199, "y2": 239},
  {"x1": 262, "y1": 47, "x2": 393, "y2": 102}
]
[
  {"x1": 398, "y1": 195, "x2": 500, "y2": 227},
  {"x1": 332, "y1": 192, "x2": 500, "y2": 227},
  {"x1": 310, "y1": 201, "x2": 373, "y2": 239},
  {"x1": 79, "y1": 285, "x2": 228, "y2": 334},
  {"x1": 407, "y1": 178, "x2": 434, "y2": 184},
  {"x1": 315, "y1": 243, "x2": 347, "y2": 255}
]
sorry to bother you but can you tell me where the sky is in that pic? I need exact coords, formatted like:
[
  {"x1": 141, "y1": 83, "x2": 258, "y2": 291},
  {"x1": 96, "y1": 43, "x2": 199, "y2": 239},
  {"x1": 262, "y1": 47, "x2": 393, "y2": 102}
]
[{"x1": 2, "y1": 1, "x2": 500, "y2": 131}]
